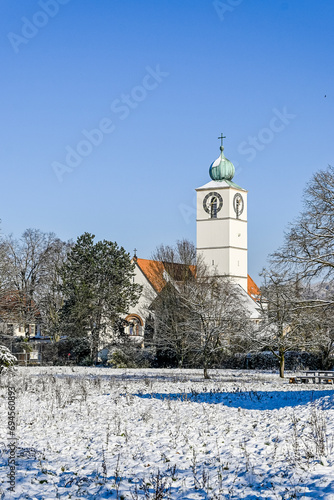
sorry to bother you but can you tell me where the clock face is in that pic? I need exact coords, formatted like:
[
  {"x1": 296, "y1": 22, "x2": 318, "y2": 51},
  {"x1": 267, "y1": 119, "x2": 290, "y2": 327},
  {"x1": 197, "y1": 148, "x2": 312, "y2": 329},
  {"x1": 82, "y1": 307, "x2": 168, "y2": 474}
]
[
  {"x1": 233, "y1": 193, "x2": 244, "y2": 218},
  {"x1": 203, "y1": 192, "x2": 223, "y2": 215}
]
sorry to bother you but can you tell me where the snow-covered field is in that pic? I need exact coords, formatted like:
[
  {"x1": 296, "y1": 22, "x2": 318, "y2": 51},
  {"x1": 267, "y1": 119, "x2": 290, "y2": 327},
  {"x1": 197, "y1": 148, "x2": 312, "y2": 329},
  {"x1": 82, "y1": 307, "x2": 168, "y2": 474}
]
[{"x1": 1, "y1": 367, "x2": 334, "y2": 499}]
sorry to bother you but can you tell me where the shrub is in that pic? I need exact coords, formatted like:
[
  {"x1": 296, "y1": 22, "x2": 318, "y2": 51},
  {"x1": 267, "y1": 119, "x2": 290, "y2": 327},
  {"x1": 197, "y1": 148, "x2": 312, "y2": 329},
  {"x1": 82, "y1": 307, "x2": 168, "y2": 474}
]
[
  {"x1": 0, "y1": 345, "x2": 17, "y2": 374},
  {"x1": 79, "y1": 356, "x2": 95, "y2": 366},
  {"x1": 107, "y1": 348, "x2": 135, "y2": 368},
  {"x1": 58, "y1": 337, "x2": 91, "y2": 364},
  {"x1": 219, "y1": 351, "x2": 323, "y2": 371}
]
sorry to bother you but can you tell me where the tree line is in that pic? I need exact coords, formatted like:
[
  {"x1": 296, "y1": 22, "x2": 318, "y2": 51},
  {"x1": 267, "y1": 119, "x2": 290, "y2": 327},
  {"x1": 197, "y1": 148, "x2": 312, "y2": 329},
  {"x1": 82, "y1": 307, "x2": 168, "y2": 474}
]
[{"x1": 0, "y1": 231, "x2": 141, "y2": 363}]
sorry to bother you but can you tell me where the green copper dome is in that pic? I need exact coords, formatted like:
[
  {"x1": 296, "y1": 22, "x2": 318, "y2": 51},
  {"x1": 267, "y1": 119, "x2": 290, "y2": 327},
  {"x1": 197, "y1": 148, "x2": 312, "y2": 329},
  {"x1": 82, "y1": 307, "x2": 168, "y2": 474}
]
[{"x1": 209, "y1": 146, "x2": 235, "y2": 181}]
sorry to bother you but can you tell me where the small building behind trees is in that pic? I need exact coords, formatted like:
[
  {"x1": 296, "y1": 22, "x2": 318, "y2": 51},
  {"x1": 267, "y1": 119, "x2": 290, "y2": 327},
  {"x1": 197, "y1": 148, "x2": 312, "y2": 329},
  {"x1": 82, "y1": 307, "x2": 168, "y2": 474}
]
[{"x1": 0, "y1": 291, "x2": 42, "y2": 338}]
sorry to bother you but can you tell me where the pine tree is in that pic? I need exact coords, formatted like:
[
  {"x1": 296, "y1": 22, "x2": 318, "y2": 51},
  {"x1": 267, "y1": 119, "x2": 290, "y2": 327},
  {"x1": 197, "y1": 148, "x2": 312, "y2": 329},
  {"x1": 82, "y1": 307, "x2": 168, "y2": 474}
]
[{"x1": 60, "y1": 233, "x2": 142, "y2": 362}]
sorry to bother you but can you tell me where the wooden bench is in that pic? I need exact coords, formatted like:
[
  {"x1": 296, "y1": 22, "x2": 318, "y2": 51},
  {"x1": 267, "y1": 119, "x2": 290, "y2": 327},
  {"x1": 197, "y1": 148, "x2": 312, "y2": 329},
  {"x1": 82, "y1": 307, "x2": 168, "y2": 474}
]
[{"x1": 289, "y1": 371, "x2": 334, "y2": 384}]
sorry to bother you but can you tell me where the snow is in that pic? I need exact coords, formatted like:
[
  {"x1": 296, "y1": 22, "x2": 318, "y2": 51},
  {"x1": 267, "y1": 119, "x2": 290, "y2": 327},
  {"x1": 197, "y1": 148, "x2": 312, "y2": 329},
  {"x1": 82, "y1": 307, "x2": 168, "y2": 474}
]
[
  {"x1": 1, "y1": 367, "x2": 334, "y2": 499},
  {"x1": 196, "y1": 180, "x2": 246, "y2": 191}
]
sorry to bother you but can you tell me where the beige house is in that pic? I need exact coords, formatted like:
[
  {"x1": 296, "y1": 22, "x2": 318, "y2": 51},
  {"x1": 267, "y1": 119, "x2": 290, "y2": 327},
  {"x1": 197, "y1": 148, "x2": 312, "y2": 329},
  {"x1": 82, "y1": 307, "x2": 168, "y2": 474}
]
[{"x1": 0, "y1": 292, "x2": 42, "y2": 338}]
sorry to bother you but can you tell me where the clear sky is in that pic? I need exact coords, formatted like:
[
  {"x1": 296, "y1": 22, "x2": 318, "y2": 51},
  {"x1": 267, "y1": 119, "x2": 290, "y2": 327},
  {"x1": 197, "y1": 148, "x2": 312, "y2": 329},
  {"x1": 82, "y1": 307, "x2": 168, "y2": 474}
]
[{"x1": 1, "y1": 0, "x2": 333, "y2": 282}]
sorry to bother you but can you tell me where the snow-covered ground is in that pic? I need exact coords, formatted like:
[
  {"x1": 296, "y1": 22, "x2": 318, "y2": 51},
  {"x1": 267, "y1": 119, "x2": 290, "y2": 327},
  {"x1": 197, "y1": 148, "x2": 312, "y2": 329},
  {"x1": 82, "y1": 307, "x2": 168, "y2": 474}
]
[{"x1": 1, "y1": 367, "x2": 334, "y2": 499}]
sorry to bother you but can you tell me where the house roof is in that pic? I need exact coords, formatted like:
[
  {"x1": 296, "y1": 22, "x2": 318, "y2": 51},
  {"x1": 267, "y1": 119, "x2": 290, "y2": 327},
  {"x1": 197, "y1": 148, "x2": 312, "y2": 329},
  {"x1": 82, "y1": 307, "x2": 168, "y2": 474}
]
[
  {"x1": 0, "y1": 291, "x2": 40, "y2": 320},
  {"x1": 135, "y1": 257, "x2": 260, "y2": 300}
]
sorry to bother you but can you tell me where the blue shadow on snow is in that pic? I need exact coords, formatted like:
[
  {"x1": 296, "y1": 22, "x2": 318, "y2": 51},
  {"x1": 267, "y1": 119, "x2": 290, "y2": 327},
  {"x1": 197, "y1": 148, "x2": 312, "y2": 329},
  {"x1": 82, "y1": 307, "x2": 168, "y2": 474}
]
[{"x1": 132, "y1": 389, "x2": 334, "y2": 411}]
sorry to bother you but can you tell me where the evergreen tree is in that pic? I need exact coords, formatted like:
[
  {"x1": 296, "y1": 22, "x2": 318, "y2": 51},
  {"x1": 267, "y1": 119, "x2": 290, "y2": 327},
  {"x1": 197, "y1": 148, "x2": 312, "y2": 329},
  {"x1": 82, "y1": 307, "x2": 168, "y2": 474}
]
[{"x1": 60, "y1": 233, "x2": 142, "y2": 362}]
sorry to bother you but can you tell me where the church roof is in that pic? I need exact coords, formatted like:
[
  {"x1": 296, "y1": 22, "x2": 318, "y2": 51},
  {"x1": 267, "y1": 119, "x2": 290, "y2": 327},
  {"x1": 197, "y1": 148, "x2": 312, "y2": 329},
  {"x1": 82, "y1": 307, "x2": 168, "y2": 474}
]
[
  {"x1": 135, "y1": 258, "x2": 166, "y2": 293},
  {"x1": 247, "y1": 275, "x2": 261, "y2": 302},
  {"x1": 135, "y1": 257, "x2": 260, "y2": 300},
  {"x1": 196, "y1": 179, "x2": 246, "y2": 191},
  {"x1": 135, "y1": 258, "x2": 196, "y2": 293}
]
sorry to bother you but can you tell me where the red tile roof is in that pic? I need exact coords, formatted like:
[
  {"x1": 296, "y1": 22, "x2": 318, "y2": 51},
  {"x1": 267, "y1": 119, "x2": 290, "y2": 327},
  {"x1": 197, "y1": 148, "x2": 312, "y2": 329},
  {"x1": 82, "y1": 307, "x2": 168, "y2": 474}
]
[
  {"x1": 0, "y1": 291, "x2": 40, "y2": 318},
  {"x1": 247, "y1": 275, "x2": 261, "y2": 301},
  {"x1": 135, "y1": 258, "x2": 260, "y2": 299},
  {"x1": 135, "y1": 258, "x2": 166, "y2": 293}
]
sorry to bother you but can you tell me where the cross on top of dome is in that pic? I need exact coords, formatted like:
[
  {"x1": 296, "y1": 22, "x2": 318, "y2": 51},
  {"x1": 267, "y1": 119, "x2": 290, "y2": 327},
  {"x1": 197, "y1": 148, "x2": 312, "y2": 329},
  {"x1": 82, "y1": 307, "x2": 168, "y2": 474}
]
[{"x1": 218, "y1": 133, "x2": 226, "y2": 148}]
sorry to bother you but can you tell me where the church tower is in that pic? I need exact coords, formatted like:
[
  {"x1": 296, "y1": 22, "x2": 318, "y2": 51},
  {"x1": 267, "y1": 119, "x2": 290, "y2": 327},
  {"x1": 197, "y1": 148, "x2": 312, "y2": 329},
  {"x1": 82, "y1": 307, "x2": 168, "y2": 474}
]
[{"x1": 196, "y1": 135, "x2": 248, "y2": 291}]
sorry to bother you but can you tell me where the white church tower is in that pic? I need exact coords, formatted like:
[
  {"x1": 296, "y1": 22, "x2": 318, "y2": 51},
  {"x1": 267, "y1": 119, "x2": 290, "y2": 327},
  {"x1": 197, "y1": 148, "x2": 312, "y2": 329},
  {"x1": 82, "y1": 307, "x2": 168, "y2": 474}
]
[{"x1": 196, "y1": 135, "x2": 248, "y2": 291}]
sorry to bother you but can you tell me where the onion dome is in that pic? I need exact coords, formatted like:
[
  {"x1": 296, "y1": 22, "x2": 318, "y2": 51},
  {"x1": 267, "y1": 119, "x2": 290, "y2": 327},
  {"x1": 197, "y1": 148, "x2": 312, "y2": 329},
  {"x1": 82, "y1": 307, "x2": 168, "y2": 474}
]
[{"x1": 209, "y1": 145, "x2": 235, "y2": 181}]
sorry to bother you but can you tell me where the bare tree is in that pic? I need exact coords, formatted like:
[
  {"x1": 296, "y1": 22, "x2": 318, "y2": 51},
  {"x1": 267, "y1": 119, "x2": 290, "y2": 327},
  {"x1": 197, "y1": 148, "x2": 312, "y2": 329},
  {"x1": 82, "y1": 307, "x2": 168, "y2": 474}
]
[
  {"x1": 297, "y1": 299, "x2": 334, "y2": 370},
  {"x1": 265, "y1": 165, "x2": 334, "y2": 374},
  {"x1": 273, "y1": 165, "x2": 334, "y2": 285},
  {"x1": 0, "y1": 229, "x2": 68, "y2": 336},
  {"x1": 150, "y1": 240, "x2": 197, "y2": 368},
  {"x1": 153, "y1": 239, "x2": 196, "y2": 265},
  {"x1": 182, "y1": 273, "x2": 249, "y2": 378},
  {"x1": 246, "y1": 269, "x2": 317, "y2": 378},
  {"x1": 37, "y1": 238, "x2": 71, "y2": 339},
  {"x1": 150, "y1": 240, "x2": 249, "y2": 377},
  {"x1": 153, "y1": 282, "x2": 197, "y2": 368}
]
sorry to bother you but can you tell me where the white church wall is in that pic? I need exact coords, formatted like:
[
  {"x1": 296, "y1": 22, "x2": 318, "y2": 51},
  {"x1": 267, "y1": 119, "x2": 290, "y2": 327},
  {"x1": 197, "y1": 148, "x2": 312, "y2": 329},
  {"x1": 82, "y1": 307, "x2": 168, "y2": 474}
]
[
  {"x1": 197, "y1": 219, "x2": 231, "y2": 248},
  {"x1": 127, "y1": 262, "x2": 157, "y2": 324}
]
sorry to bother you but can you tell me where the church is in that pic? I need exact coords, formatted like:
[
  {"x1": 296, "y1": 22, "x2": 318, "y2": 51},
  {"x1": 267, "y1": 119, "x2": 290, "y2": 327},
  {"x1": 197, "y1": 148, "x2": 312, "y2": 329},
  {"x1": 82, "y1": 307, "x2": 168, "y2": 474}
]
[{"x1": 124, "y1": 136, "x2": 261, "y2": 344}]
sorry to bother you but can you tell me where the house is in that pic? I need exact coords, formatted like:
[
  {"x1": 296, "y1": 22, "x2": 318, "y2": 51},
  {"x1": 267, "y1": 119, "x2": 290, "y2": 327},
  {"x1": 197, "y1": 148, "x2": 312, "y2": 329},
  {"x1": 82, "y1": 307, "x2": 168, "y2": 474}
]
[{"x1": 0, "y1": 291, "x2": 42, "y2": 338}]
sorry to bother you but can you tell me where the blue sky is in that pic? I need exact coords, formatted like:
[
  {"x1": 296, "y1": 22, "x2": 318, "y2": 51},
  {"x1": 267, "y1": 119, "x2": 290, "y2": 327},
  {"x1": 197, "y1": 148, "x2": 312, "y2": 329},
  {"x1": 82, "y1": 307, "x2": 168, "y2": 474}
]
[{"x1": 1, "y1": 0, "x2": 333, "y2": 282}]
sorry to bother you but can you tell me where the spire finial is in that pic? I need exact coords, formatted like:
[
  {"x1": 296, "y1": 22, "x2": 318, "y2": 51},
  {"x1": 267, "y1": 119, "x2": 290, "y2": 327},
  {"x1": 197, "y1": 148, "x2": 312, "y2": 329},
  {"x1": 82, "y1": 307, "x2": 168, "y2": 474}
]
[
  {"x1": 218, "y1": 133, "x2": 226, "y2": 151},
  {"x1": 133, "y1": 248, "x2": 137, "y2": 260}
]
